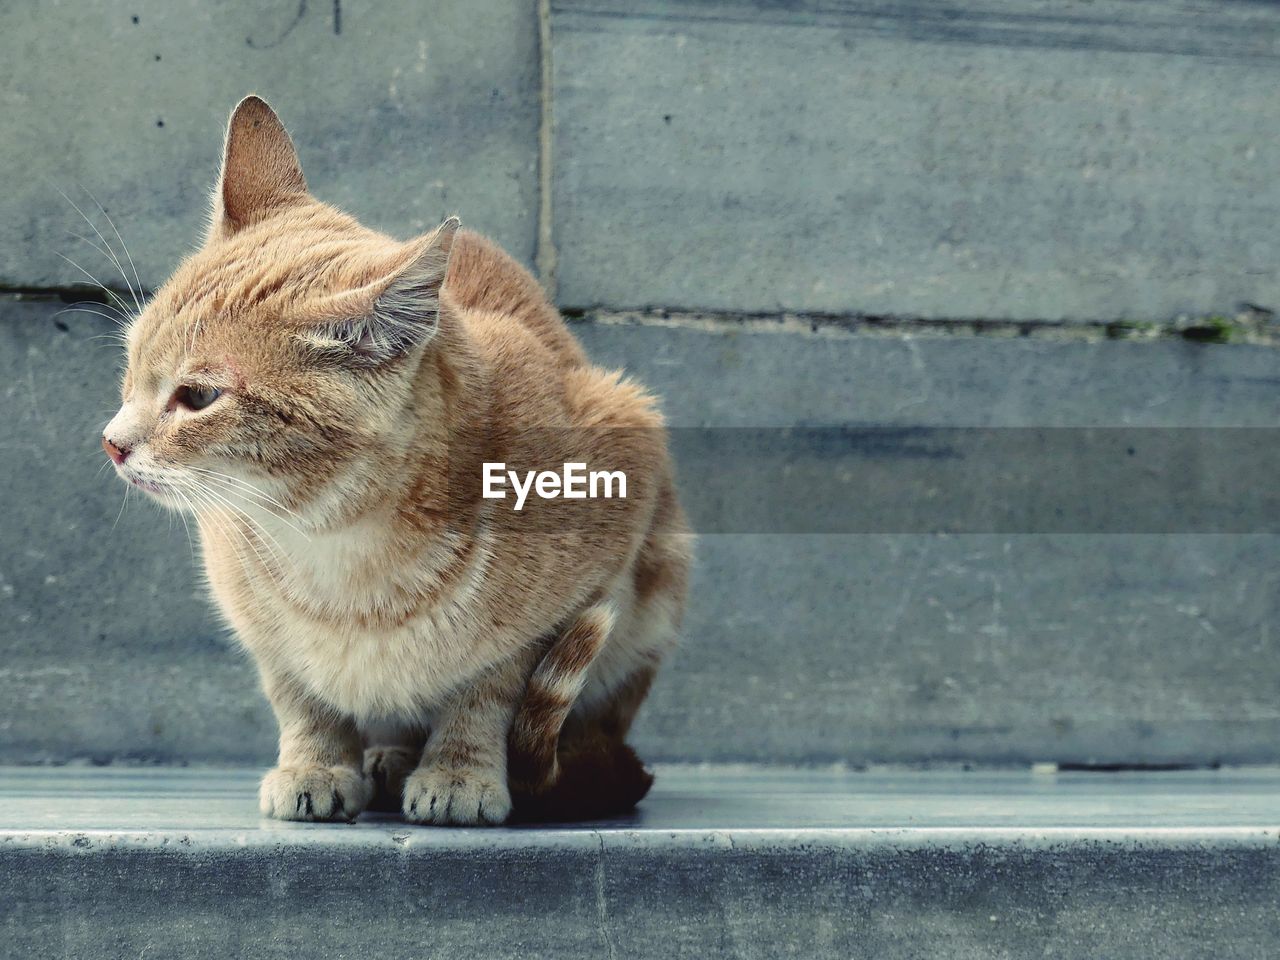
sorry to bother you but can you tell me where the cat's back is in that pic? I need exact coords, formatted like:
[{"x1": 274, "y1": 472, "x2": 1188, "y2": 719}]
[
  {"x1": 442, "y1": 229, "x2": 668, "y2": 512},
  {"x1": 444, "y1": 230, "x2": 586, "y2": 370}
]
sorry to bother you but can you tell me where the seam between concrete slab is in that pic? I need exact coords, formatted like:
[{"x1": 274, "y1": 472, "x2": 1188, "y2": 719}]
[
  {"x1": 564, "y1": 307, "x2": 1280, "y2": 347},
  {"x1": 534, "y1": 0, "x2": 559, "y2": 299},
  {"x1": 4, "y1": 291, "x2": 1277, "y2": 347}
]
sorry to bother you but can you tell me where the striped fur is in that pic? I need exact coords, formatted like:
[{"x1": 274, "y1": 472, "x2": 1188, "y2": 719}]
[
  {"x1": 508, "y1": 604, "x2": 615, "y2": 793},
  {"x1": 103, "y1": 97, "x2": 692, "y2": 824}
]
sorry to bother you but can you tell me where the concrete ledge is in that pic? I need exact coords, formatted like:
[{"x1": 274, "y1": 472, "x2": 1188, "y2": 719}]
[{"x1": 3, "y1": 767, "x2": 1278, "y2": 959}]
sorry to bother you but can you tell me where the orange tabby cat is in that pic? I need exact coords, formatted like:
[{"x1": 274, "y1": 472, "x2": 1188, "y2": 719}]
[{"x1": 102, "y1": 96, "x2": 691, "y2": 824}]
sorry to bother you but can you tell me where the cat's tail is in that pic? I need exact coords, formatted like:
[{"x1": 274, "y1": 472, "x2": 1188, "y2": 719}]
[{"x1": 507, "y1": 604, "x2": 654, "y2": 822}]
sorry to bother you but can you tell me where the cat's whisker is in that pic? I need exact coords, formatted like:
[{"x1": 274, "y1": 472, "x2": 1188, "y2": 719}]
[
  {"x1": 212, "y1": 495, "x2": 294, "y2": 571},
  {"x1": 184, "y1": 479, "x2": 296, "y2": 579},
  {"x1": 190, "y1": 488, "x2": 257, "y2": 573},
  {"x1": 111, "y1": 485, "x2": 131, "y2": 531},
  {"x1": 65, "y1": 229, "x2": 121, "y2": 273},
  {"x1": 66, "y1": 296, "x2": 130, "y2": 320},
  {"x1": 65, "y1": 229, "x2": 139, "y2": 310},
  {"x1": 81, "y1": 322, "x2": 130, "y2": 336},
  {"x1": 185, "y1": 484, "x2": 251, "y2": 563},
  {"x1": 167, "y1": 487, "x2": 199, "y2": 566},
  {"x1": 187, "y1": 467, "x2": 309, "y2": 530},
  {"x1": 88, "y1": 333, "x2": 131, "y2": 348},
  {"x1": 83, "y1": 325, "x2": 132, "y2": 341},
  {"x1": 81, "y1": 182, "x2": 147, "y2": 315},
  {"x1": 59, "y1": 299, "x2": 132, "y2": 323},
  {"x1": 53, "y1": 253, "x2": 122, "y2": 310},
  {"x1": 196, "y1": 476, "x2": 310, "y2": 542},
  {"x1": 52, "y1": 181, "x2": 143, "y2": 314},
  {"x1": 187, "y1": 315, "x2": 204, "y2": 357}
]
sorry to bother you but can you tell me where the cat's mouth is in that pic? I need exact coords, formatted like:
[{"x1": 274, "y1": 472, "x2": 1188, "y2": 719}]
[{"x1": 115, "y1": 466, "x2": 172, "y2": 495}]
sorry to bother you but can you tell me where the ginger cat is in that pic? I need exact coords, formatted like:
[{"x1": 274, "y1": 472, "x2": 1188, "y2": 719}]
[{"x1": 102, "y1": 96, "x2": 691, "y2": 824}]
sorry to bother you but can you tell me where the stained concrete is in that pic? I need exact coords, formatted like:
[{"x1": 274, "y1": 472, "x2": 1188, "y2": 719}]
[
  {"x1": 0, "y1": 0, "x2": 540, "y2": 290},
  {"x1": 551, "y1": 0, "x2": 1280, "y2": 320},
  {"x1": 1, "y1": 767, "x2": 1278, "y2": 959}
]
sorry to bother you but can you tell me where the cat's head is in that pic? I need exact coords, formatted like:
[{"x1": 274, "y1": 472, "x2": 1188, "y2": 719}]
[{"x1": 102, "y1": 96, "x2": 459, "y2": 525}]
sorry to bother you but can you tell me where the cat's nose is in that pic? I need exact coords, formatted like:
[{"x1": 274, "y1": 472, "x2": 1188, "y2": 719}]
[{"x1": 102, "y1": 435, "x2": 131, "y2": 465}]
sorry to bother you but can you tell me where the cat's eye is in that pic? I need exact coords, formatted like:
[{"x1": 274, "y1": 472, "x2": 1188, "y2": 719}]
[{"x1": 173, "y1": 384, "x2": 222, "y2": 411}]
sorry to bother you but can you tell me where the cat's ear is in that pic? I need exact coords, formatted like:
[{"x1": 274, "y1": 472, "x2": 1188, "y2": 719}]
[
  {"x1": 208, "y1": 96, "x2": 307, "y2": 240},
  {"x1": 307, "y1": 217, "x2": 461, "y2": 365}
]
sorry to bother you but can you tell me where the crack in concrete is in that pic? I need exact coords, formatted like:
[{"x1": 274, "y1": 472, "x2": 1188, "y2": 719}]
[
  {"x1": 246, "y1": 0, "x2": 307, "y2": 50},
  {"x1": 594, "y1": 831, "x2": 619, "y2": 960}
]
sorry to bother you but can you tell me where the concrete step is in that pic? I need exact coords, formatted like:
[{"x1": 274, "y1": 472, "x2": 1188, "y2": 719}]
[
  {"x1": 7, "y1": 1, "x2": 1279, "y2": 324},
  {"x1": 5, "y1": 295, "x2": 1280, "y2": 766},
  {"x1": 2, "y1": 766, "x2": 1278, "y2": 959},
  {"x1": 552, "y1": 0, "x2": 1280, "y2": 321}
]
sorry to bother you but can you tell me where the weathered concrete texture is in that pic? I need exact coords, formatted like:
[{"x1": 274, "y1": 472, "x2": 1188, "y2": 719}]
[
  {"x1": 2, "y1": 768, "x2": 1279, "y2": 960},
  {"x1": 571, "y1": 320, "x2": 1280, "y2": 428},
  {"x1": 0, "y1": 0, "x2": 540, "y2": 290},
  {"x1": 668, "y1": 534, "x2": 1280, "y2": 764},
  {"x1": 585, "y1": 321, "x2": 1280, "y2": 764},
  {"x1": 4, "y1": 297, "x2": 1280, "y2": 764},
  {"x1": 551, "y1": 0, "x2": 1280, "y2": 321}
]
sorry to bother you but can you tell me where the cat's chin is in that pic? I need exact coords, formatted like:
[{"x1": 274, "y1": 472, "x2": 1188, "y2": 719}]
[
  {"x1": 128, "y1": 476, "x2": 167, "y2": 495},
  {"x1": 115, "y1": 467, "x2": 190, "y2": 510}
]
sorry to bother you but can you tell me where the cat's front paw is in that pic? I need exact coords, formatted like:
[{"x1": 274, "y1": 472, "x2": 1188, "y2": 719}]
[
  {"x1": 259, "y1": 765, "x2": 371, "y2": 822},
  {"x1": 403, "y1": 765, "x2": 511, "y2": 825}
]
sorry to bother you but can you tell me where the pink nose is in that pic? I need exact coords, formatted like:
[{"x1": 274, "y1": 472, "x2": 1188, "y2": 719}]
[{"x1": 102, "y1": 435, "x2": 130, "y2": 465}]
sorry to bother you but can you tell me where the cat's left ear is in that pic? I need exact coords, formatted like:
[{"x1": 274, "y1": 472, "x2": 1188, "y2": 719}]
[
  {"x1": 307, "y1": 217, "x2": 461, "y2": 365},
  {"x1": 208, "y1": 95, "x2": 307, "y2": 241}
]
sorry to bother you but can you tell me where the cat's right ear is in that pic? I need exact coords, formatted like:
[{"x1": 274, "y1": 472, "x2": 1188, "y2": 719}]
[
  {"x1": 207, "y1": 96, "x2": 307, "y2": 242},
  {"x1": 304, "y1": 217, "x2": 461, "y2": 366}
]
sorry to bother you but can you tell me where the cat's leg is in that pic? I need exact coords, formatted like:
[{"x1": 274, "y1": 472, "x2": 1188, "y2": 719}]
[
  {"x1": 258, "y1": 673, "x2": 372, "y2": 822},
  {"x1": 362, "y1": 721, "x2": 426, "y2": 812},
  {"x1": 403, "y1": 648, "x2": 539, "y2": 826}
]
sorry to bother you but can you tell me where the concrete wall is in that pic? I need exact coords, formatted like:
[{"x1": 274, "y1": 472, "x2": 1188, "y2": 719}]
[
  {"x1": 0, "y1": 0, "x2": 541, "y2": 289},
  {"x1": 1, "y1": 1, "x2": 1278, "y2": 765},
  {"x1": 4, "y1": 0, "x2": 1278, "y2": 321},
  {"x1": 4, "y1": 296, "x2": 1279, "y2": 765},
  {"x1": 551, "y1": 0, "x2": 1280, "y2": 320}
]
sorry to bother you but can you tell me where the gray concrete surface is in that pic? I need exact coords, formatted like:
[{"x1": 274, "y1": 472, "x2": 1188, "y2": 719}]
[
  {"x1": 0, "y1": 0, "x2": 540, "y2": 290},
  {"x1": 3, "y1": 295, "x2": 1280, "y2": 766},
  {"x1": 2, "y1": 767, "x2": 1278, "y2": 959},
  {"x1": 551, "y1": 0, "x2": 1280, "y2": 320},
  {"x1": 4, "y1": 764, "x2": 1280, "y2": 833},
  {"x1": 5, "y1": 1, "x2": 1279, "y2": 326}
]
